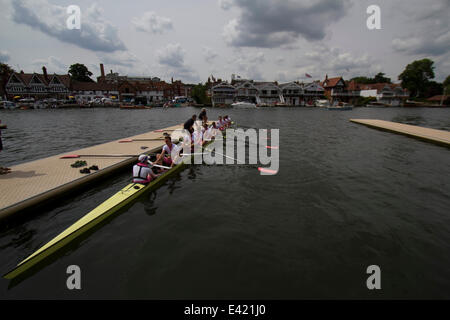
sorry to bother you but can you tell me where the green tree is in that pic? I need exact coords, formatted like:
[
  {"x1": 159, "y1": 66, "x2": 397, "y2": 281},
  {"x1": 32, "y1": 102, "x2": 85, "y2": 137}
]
[
  {"x1": 191, "y1": 83, "x2": 209, "y2": 104},
  {"x1": 398, "y1": 58, "x2": 435, "y2": 97},
  {"x1": 351, "y1": 76, "x2": 373, "y2": 84},
  {"x1": 443, "y1": 75, "x2": 450, "y2": 94},
  {"x1": 68, "y1": 63, "x2": 94, "y2": 82},
  {"x1": 373, "y1": 72, "x2": 391, "y2": 83},
  {"x1": 444, "y1": 75, "x2": 450, "y2": 87},
  {"x1": 0, "y1": 63, "x2": 15, "y2": 97},
  {"x1": 351, "y1": 72, "x2": 391, "y2": 84},
  {"x1": 424, "y1": 81, "x2": 443, "y2": 98}
]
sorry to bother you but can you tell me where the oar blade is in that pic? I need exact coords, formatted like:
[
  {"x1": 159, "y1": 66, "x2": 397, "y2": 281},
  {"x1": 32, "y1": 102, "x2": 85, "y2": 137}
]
[{"x1": 258, "y1": 167, "x2": 278, "y2": 175}]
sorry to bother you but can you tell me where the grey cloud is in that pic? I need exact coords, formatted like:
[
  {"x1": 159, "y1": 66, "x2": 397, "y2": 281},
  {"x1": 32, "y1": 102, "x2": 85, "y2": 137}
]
[
  {"x1": 11, "y1": 0, "x2": 126, "y2": 52},
  {"x1": 317, "y1": 48, "x2": 375, "y2": 77},
  {"x1": 218, "y1": 0, "x2": 234, "y2": 10},
  {"x1": 391, "y1": 0, "x2": 450, "y2": 56},
  {"x1": 223, "y1": 0, "x2": 352, "y2": 48},
  {"x1": 132, "y1": 11, "x2": 173, "y2": 34},
  {"x1": 32, "y1": 56, "x2": 67, "y2": 73},
  {"x1": 227, "y1": 51, "x2": 267, "y2": 80},
  {"x1": 203, "y1": 47, "x2": 219, "y2": 63},
  {"x1": 275, "y1": 56, "x2": 285, "y2": 64},
  {"x1": 98, "y1": 52, "x2": 139, "y2": 67},
  {"x1": 283, "y1": 44, "x2": 381, "y2": 81},
  {"x1": 171, "y1": 68, "x2": 201, "y2": 83},
  {"x1": 157, "y1": 43, "x2": 185, "y2": 68},
  {"x1": 392, "y1": 34, "x2": 450, "y2": 56},
  {"x1": 157, "y1": 43, "x2": 199, "y2": 83},
  {"x1": 0, "y1": 50, "x2": 10, "y2": 62}
]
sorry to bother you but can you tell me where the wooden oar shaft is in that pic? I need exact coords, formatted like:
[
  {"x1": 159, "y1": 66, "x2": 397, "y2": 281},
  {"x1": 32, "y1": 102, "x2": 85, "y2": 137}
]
[
  {"x1": 132, "y1": 138, "x2": 165, "y2": 141},
  {"x1": 204, "y1": 147, "x2": 246, "y2": 164},
  {"x1": 148, "y1": 161, "x2": 171, "y2": 170},
  {"x1": 119, "y1": 138, "x2": 179, "y2": 143},
  {"x1": 61, "y1": 154, "x2": 158, "y2": 159}
]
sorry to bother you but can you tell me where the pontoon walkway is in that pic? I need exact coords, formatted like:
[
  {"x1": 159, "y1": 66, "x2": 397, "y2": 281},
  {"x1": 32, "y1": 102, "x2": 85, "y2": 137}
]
[
  {"x1": 0, "y1": 124, "x2": 185, "y2": 220},
  {"x1": 350, "y1": 119, "x2": 450, "y2": 147}
]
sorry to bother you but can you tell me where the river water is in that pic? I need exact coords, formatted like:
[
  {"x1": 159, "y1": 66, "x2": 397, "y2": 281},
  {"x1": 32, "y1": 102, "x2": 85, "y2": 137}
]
[{"x1": 0, "y1": 107, "x2": 449, "y2": 299}]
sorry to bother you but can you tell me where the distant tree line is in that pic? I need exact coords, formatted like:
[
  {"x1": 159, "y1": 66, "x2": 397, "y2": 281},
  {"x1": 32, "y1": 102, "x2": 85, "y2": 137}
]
[{"x1": 351, "y1": 72, "x2": 392, "y2": 84}]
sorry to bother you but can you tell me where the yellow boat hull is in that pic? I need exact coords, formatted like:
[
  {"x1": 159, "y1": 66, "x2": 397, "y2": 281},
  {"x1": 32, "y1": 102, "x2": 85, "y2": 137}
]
[{"x1": 3, "y1": 161, "x2": 188, "y2": 279}]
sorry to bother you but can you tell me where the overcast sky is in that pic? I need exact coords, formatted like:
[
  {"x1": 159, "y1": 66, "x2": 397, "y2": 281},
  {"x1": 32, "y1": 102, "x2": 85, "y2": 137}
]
[{"x1": 0, "y1": 0, "x2": 448, "y2": 83}]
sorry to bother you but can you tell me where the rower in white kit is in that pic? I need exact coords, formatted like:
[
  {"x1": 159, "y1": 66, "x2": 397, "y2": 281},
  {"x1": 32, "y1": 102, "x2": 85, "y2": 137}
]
[
  {"x1": 155, "y1": 135, "x2": 181, "y2": 168},
  {"x1": 133, "y1": 155, "x2": 160, "y2": 184},
  {"x1": 192, "y1": 125, "x2": 205, "y2": 146}
]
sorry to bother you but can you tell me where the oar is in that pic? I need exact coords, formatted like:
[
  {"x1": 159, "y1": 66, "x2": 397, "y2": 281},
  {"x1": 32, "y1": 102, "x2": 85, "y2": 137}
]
[
  {"x1": 258, "y1": 167, "x2": 278, "y2": 175},
  {"x1": 60, "y1": 154, "x2": 141, "y2": 159},
  {"x1": 60, "y1": 153, "x2": 161, "y2": 159},
  {"x1": 148, "y1": 161, "x2": 171, "y2": 170},
  {"x1": 203, "y1": 147, "x2": 246, "y2": 164},
  {"x1": 180, "y1": 153, "x2": 209, "y2": 156},
  {"x1": 119, "y1": 138, "x2": 165, "y2": 143}
]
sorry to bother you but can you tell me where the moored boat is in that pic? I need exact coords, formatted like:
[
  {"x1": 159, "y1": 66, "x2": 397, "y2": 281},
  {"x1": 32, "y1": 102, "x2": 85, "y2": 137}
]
[
  {"x1": 366, "y1": 101, "x2": 388, "y2": 108},
  {"x1": 0, "y1": 101, "x2": 17, "y2": 109},
  {"x1": 231, "y1": 101, "x2": 257, "y2": 108},
  {"x1": 315, "y1": 99, "x2": 331, "y2": 108},
  {"x1": 120, "y1": 105, "x2": 152, "y2": 109},
  {"x1": 327, "y1": 102, "x2": 353, "y2": 111}
]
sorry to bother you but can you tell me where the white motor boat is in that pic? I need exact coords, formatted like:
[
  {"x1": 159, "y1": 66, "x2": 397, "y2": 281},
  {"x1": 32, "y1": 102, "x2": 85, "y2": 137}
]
[
  {"x1": 231, "y1": 101, "x2": 257, "y2": 108},
  {"x1": 33, "y1": 101, "x2": 49, "y2": 109},
  {"x1": 0, "y1": 101, "x2": 18, "y2": 109},
  {"x1": 315, "y1": 99, "x2": 330, "y2": 108}
]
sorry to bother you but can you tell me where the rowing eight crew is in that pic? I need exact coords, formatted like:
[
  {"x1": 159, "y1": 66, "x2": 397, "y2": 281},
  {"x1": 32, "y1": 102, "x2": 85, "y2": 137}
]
[{"x1": 132, "y1": 118, "x2": 232, "y2": 184}]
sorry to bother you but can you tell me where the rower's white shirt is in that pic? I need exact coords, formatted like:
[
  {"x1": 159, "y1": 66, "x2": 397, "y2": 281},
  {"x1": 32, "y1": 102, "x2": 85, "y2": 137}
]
[
  {"x1": 163, "y1": 143, "x2": 179, "y2": 155},
  {"x1": 194, "y1": 120, "x2": 203, "y2": 131},
  {"x1": 192, "y1": 130, "x2": 203, "y2": 144},
  {"x1": 182, "y1": 131, "x2": 192, "y2": 144},
  {"x1": 204, "y1": 127, "x2": 212, "y2": 140},
  {"x1": 207, "y1": 127, "x2": 218, "y2": 138}
]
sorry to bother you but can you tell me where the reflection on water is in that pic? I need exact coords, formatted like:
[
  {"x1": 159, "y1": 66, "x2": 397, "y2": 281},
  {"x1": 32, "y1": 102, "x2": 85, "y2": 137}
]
[
  {"x1": 0, "y1": 107, "x2": 450, "y2": 299},
  {"x1": 391, "y1": 115, "x2": 426, "y2": 126}
]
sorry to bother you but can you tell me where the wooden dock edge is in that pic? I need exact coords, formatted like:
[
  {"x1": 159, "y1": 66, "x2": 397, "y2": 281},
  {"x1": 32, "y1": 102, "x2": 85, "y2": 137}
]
[
  {"x1": 0, "y1": 146, "x2": 162, "y2": 221},
  {"x1": 349, "y1": 119, "x2": 450, "y2": 148}
]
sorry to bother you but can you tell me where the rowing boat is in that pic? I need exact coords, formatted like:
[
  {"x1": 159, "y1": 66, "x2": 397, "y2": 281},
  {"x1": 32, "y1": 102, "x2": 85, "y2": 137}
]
[{"x1": 3, "y1": 139, "x2": 215, "y2": 280}]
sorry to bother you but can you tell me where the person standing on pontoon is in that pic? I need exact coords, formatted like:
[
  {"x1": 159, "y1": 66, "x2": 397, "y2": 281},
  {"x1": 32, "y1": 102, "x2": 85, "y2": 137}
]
[
  {"x1": 198, "y1": 108, "x2": 208, "y2": 125},
  {"x1": 184, "y1": 115, "x2": 197, "y2": 131}
]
